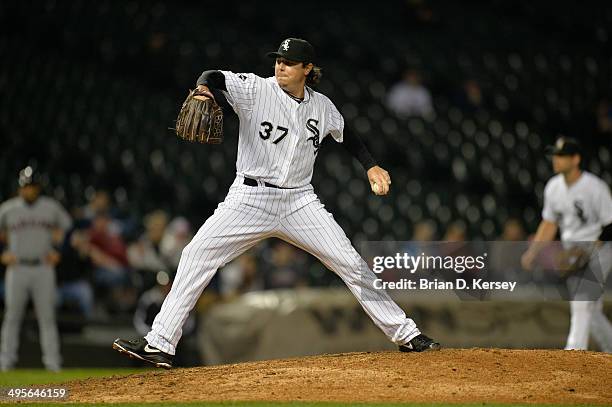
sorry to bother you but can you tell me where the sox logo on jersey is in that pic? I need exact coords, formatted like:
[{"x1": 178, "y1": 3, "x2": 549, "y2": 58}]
[
  {"x1": 142, "y1": 70, "x2": 422, "y2": 355},
  {"x1": 306, "y1": 119, "x2": 320, "y2": 155},
  {"x1": 573, "y1": 201, "x2": 587, "y2": 225}
]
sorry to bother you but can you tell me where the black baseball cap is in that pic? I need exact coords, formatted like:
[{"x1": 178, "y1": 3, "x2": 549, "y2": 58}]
[
  {"x1": 546, "y1": 136, "x2": 581, "y2": 156},
  {"x1": 266, "y1": 38, "x2": 315, "y2": 63}
]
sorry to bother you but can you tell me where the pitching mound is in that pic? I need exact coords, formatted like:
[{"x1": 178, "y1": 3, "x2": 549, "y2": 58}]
[{"x1": 68, "y1": 349, "x2": 611, "y2": 404}]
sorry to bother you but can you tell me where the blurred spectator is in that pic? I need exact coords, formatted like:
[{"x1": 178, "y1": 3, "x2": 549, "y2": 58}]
[
  {"x1": 218, "y1": 251, "x2": 264, "y2": 298},
  {"x1": 412, "y1": 219, "x2": 437, "y2": 241},
  {"x1": 443, "y1": 221, "x2": 467, "y2": 242},
  {"x1": 262, "y1": 241, "x2": 308, "y2": 289},
  {"x1": 403, "y1": 219, "x2": 437, "y2": 262},
  {"x1": 386, "y1": 69, "x2": 434, "y2": 118},
  {"x1": 89, "y1": 212, "x2": 130, "y2": 282},
  {"x1": 440, "y1": 221, "x2": 484, "y2": 297},
  {"x1": 133, "y1": 271, "x2": 199, "y2": 366},
  {"x1": 56, "y1": 228, "x2": 95, "y2": 319},
  {"x1": 488, "y1": 218, "x2": 527, "y2": 280},
  {"x1": 80, "y1": 190, "x2": 113, "y2": 222},
  {"x1": 499, "y1": 218, "x2": 526, "y2": 241},
  {"x1": 455, "y1": 79, "x2": 485, "y2": 113},
  {"x1": 596, "y1": 99, "x2": 612, "y2": 134},
  {"x1": 128, "y1": 210, "x2": 171, "y2": 288},
  {"x1": 88, "y1": 211, "x2": 134, "y2": 311},
  {"x1": 77, "y1": 189, "x2": 137, "y2": 240},
  {"x1": 133, "y1": 272, "x2": 195, "y2": 337},
  {"x1": 159, "y1": 216, "x2": 193, "y2": 270}
]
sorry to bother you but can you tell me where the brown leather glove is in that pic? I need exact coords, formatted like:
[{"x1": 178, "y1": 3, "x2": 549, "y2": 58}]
[
  {"x1": 175, "y1": 89, "x2": 223, "y2": 144},
  {"x1": 555, "y1": 245, "x2": 592, "y2": 278}
]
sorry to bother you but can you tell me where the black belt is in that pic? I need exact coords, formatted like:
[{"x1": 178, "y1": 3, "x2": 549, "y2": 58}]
[
  {"x1": 18, "y1": 258, "x2": 42, "y2": 266},
  {"x1": 243, "y1": 177, "x2": 291, "y2": 189}
]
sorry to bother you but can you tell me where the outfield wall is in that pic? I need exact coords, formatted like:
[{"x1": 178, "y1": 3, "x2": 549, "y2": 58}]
[{"x1": 198, "y1": 288, "x2": 612, "y2": 364}]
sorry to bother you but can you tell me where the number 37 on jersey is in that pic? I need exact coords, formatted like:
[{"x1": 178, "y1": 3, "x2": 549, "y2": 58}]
[{"x1": 259, "y1": 118, "x2": 321, "y2": 155}]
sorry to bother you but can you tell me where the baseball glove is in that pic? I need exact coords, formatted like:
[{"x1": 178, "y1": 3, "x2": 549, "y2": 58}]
[
  {"x1": 175, "y1": 89, "x2": 223, "y2": 144},
  {"x1": 555, "y1": 245, "x2": 592, "y2": 278}
]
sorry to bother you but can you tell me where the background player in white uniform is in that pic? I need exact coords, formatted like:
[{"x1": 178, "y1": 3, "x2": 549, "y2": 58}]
[
  {"x1": 0, "y1": 167, "x2": 72, "y2": 371},
  {"x1": 113, "y1": 38, "x2": 440, "y2": 368},
  {"x1": 522, "y1": 137, "x2": 612, "y2": 351}
]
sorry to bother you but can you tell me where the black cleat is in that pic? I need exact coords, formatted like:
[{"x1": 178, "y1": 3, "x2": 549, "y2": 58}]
[
  {"x1": 399, "y1": 334, "x2": 441, "y2": 352},
  {"x1": 112, "y1": 337, "x2": 174, "y2": 369}
]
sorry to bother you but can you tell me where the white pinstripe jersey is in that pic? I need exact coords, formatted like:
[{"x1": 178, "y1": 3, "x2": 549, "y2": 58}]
[
  {"x1": 542, "y1": 171, "x2": 612, "y2": 241},
  {"x1": 220, "y1": 71, "x2": 344, "y2": 188}
]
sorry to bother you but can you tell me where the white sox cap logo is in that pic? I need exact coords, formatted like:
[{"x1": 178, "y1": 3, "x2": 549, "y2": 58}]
[
  {"x1": 281, "y1": 39, "x2": 290, "y2": 51},
  {"x1": 556, "y1": 139, "x2": 565, "y2": 149}
]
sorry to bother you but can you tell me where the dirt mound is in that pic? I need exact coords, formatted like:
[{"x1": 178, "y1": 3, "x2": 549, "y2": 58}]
[{"x1": 68, "y1": 349, "x2": 611, "y2": 404}]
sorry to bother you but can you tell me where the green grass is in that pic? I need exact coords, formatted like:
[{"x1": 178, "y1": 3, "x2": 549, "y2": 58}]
[
  {"x1": 0, "y1": 368, "x2": 148, "y2": 386},
  {"x1": 0, "y1": 370, "x2": 600, "y2": 406}
]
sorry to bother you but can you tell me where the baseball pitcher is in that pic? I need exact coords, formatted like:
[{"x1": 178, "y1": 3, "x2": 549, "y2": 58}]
[{"x1": 113, "y1": 38, "x2": 440, "y2": 368}]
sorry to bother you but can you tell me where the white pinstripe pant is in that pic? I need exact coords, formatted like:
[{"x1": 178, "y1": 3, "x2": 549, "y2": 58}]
[
  {"x1": 565, "y1": 243, "x2": 612, "y2": 351},
  {"x1": 145, "y1": 175, "x2": 420, "y2": 354}
]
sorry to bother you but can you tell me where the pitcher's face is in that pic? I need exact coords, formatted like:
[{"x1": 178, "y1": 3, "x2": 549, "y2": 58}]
[{"x1": 274, "y1": 58, "x2": 312, "y2": 90}]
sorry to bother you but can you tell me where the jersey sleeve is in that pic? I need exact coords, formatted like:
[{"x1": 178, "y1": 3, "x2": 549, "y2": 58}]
[
  {"x1": 219, "y1": 71, "x2": 258, "y2": 116},
  {"x1": 325, "y1": 99, "x2": 344, "y2": 143},
  {"x1": 54, "y1": 201, "x2": 73, "y2": 231},
  {"x1": 541, "y1": 180, "x2": 557, "y2": 223},
  {"x1": 595, "y1": 181, "x2": 612, "y2": 226}
]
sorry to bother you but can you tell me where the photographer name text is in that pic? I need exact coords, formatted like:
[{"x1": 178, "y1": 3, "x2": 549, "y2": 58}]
[{"x1": 373, "y1": 278, "x2": 517, "y2": 292}]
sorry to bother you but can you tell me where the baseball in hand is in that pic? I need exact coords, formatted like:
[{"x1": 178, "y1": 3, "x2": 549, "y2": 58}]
[{"x1": 372, "y1": 183, "x2": 380, "y2": 194}]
